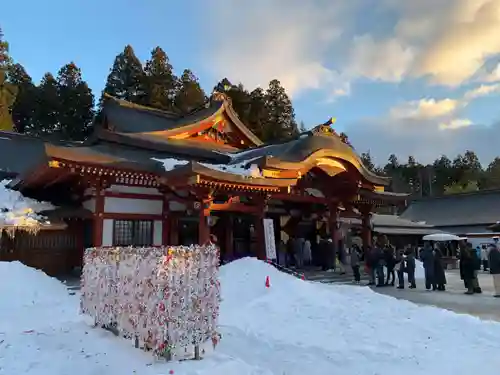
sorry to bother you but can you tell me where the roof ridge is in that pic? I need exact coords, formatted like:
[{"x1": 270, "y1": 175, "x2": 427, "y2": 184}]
[{"x1": 103, "y1": 93, "x2": 180, "y2": 119}]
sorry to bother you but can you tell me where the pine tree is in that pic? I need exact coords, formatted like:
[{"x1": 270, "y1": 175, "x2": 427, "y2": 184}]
[
  {"x1": 174, "y1": 69, "x2": 206, "y2": 114},
  {"x1": 143, "y1": 46, "x2": 177, "y2": 111},
  {"x1": 299, "y1": 121, "x2": 307, "y2": 133},
  {"x1": 34, "y1": 73, "x2": 59, "y2": 136},
  {"x1": 7, "y1": 63, "x2": 36, "y2": 133},
  {"x1": 213, "y1": 78, "x2": 252, "y2": 125},
  {"x1": 102, "y1": 45, "x2": 146, "y2": 104},
  {"x1": 56, "y1": 62, "x2": 94, "y2": 140},
  {"x1": 264, "y1": 79, "x2": 297, "y2": 141},
  {"x1": 247, "y1": 87, "x2": 268, "y2": 140},
  {"x1": 0, "y1": 27, "x2": 12, "y2": 68},
  {"x1": 0, "y1": 28, "x2": 16, "y2": 131}
]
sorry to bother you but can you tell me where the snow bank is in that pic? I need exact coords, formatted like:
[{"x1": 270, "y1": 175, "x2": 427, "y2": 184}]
[
  {"x1": 217, "y1": 258, "x2": 500, "y2": 375},
  {"x1": 0, "y1": 261, "x2": 78, "y2": 332},
  {"x1": 3, "y1": 257, "x2": 500, "y2": 375}
]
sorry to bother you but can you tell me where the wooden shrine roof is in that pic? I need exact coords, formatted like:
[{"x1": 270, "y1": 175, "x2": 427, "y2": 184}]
[{"x1": 100, "y1": 92, "x2": 263, "y2": 149}]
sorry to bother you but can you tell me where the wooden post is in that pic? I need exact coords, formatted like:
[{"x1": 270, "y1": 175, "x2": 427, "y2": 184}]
[
  {"x1": 224, "y1": 214, "x2": 234, "y2": 261},
  {"x1": 254, "y1": 201, "x2": 266, "y2": 260},
  {"x1": 162, "y1": 197, "x2": 170, "y2": 245},
  {"x1": 169, "y1": 215, "x2": 179, "y2": 246},
  {"x1": 198, "y1": 201, "x2": 210, "y2": 245},
  {"x1": 93, "y1": 179, "x2": 105, "y2": 248},
  {"x1": 360, "y1": 205, "x2": 373, "y2": 251},
  {"x1": 328, "y1": 202, "x2": 339, "y2": 249}
]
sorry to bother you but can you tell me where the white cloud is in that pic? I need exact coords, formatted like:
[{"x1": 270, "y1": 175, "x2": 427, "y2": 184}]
[
  {"x1": 439, "y1": 118, "x2": 473, "y2": 130},
  {"x1": 201, "y1": 0, "x2": 500, "y2": 98},
  {"x1": 389, "y1": 99, "x2": 459, "y2": 120},
  {"x1": 464, "y1": 83, "x2": 500, "y2": 100},
  {"x1": 346, "y1": 36, "x2": 415, "y2": 82},
  {"x1": 200, "y1": 0, "x2": 349, "y2": 97}
]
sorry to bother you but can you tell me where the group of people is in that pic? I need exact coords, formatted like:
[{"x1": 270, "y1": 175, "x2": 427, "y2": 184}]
[
  {"x1": 364, "y1": 237, "x2": 419, "y2": 289},
  {"x1": 458, "y1": 238, "x2": 500, "y2": 296},
  {"x1": 277, "y1": 234, "x2": 500, "y2": 297}
]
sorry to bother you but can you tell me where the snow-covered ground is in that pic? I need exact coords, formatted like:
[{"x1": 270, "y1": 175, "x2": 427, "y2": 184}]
[{"x1": 1, "y1": 258, "x2": 500, "y2": 375}]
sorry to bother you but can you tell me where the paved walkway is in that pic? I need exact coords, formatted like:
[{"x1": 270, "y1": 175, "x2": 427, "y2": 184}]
[{"x1": 372, "y1": 270, "x2": 500, "y2": 322}]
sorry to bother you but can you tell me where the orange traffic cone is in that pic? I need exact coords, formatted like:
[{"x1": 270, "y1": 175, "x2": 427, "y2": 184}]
[{"x1": 265, "y1": 275, "x2": 270, "y2": 288}]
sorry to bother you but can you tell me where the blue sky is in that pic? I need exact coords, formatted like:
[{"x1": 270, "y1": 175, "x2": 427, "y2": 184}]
[{"x1": 3, "y1": 0, "x2": 500, "y2": 165}]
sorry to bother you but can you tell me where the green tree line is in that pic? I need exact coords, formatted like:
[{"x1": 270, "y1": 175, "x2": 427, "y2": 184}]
[
  {"x1": 361, "y1": 150, "x2": 500, "y2": 196},
  {"x1": 0, "y1": 28, "x2": 297, "y2": 142}
]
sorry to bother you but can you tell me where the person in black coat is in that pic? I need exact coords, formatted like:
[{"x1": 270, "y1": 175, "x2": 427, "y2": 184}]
[
  {"x1": 488, "y1": 243, "x2": 500, "y2": 297},
  {"x1": 420, "y1": 242, "x2": 435, "y2": 290},
  {"x1": 384, "y1": 245, "x2": 396, "y2": 286},
  {"x1": 433, "y1": 245, "x2": 447, "y2": 291},
  {"x1": 460, "y1": 243, "x2": 478, "y2": 294}
]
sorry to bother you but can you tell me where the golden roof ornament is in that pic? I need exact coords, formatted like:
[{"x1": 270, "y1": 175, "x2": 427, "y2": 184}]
[
  {"x1": 312, "y1": 117, "x2": 338, "y2": 136},
  {"x1": 211, "y1": 91, "x2": 233, "y2": 106}
]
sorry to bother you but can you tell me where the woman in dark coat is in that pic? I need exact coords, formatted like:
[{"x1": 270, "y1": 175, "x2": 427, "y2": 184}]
[
  {"x1": 433, "y1": 245, "x2": 447, "y2": 291},
  {"x1": 420, "y1": 242, "x2": 435, "y2": 290},
  {"x1": 459, "y1": 244, "x2": 477, "y2": 294},
  {"x1": 384, "y1": 245, "x2": 396, "y2": 286}
]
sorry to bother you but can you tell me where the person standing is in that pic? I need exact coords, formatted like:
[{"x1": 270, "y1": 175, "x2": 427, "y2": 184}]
[
  {"x1": 374, "y1": 244, "x2": 385, "y2": 287},
  {"x1": 481, "y1": 245, "x2": 490, "y2": 272},
  {"x1": 460, "y1": 243, "x2": 479, "y2": 294},
  {"x1": 384, "y1": 245, "x2": 396, "y2": 286},
  {"x1": 488, "y1": 242, "x2": 500, "y2": 297},
  {"x1": 365, "y1": 246, "x2": 377, "y2": 285},
  {"x1": 420, "y1": 242, "x2": 435, "y2": 290},
  {"x1": 395, "y1": 248, "x2": 405, "y2": 289},
  {"x1": 405, "y1": 248, "x2": 417, "y2": 289},
  {"x1": 303, "y1": 239, "x2": 312, "y2": 267},
  {"x1": 350, "y1": 245, "x2": 361, "y2": 284},
  {"x1": 294, "y1": 237, "x2": 305, "y2": 269},
  {"x1": 433, "y1": 245, "x2": 447, "y2": 291}
]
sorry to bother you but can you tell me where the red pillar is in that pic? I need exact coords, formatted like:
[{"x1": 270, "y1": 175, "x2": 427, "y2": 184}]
[
  {"x1": 93, "y1": 179, "x2": 104, "y2": 248},
  {"x1": 255, "y1": 211, "x2": 266, "y2": 260},
  {"x1": 360, "y1": 205, "x2": 373, "y2": 250},
  {"x1": 198, "y1": 200, "x2": 210, "y2": 245},
  {"x1": 223, "y1": 214, "x2": 234, "y2": 261},
  {"x1": 328, "y1": 202, "x2": 339, "y2": 247},
  {"x1": 162, "y1": 197, "x2": 170, "y2": 245}
]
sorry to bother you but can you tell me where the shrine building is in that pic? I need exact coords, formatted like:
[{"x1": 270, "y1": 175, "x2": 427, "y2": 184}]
[{"x1": 0, "y1": 92, "x2": 408, "y2": 274}]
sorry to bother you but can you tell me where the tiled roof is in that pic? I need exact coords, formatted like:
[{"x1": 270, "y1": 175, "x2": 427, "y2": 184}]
[
  {"x1": 341, "y1": 214, "x2": 434, "y2": 228},
  {"x1": 400, "y1": 191, "x2": 500, "y2": 226}
]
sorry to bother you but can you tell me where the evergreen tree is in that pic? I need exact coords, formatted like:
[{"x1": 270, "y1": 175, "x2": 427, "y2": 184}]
[
  {"x1": 361, "y1": 151, "x2": 375, "y2": 171},
  {"x1": 143, "y1": 46, "x2": 177, "y2": 111},
  {"x1": 299, "y1": 121, "x2": 307, "y2": 132},
  {"x1": 212, "y1": 78, "x2": 253, "y2": 128},
  {"x1": 264, "y1": 79, "x2": 297, "y2": 141},
  {"x1": 0, "y1": 28, "x2": 16, "y2": 131},
  {"x1": 102, "y1": 45, "x2": 146, "y2": 104},
  {"x1": 247, "y1": 87, "x2": 268, "y2": 140},
  {"x1": 174, "y1": 69, "x2": 206, "y2": 114},
  {"x1": 33, "y1": 73, "x2": 59, "y2": 136},
  {"x1": 7, "y1": 63, "x2": 36, "y2": 133},
  {"x1": 56, "y1": 62, "x2": 94, "y2": 140},
  {"x1": 0, "y1": 27, "x2": 12, "y2": 68}
]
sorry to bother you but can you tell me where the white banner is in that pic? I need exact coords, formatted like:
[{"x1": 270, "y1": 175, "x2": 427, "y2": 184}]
[{"x1": 263, "y1": 218, "x2": 277, "y2": 260}]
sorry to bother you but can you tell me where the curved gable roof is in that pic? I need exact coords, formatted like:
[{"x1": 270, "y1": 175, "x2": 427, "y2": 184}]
[{"x1": 225, "y1": 123, "x2": 390, "y2": 186}]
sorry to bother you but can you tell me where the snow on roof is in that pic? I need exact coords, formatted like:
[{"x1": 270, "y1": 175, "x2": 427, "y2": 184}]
[
  {"x1": 153, "y1": 157, "x2": 263, "y2": 178},
  {"x1": 0, "y1": 180, "x2": 55, "y2": 232},
  {"x1": 151, "y1": 157, "x2": 189, "y2": 171},
  {"x1": 201, "y1": 157, "x2": 262, "y2": 178}
]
